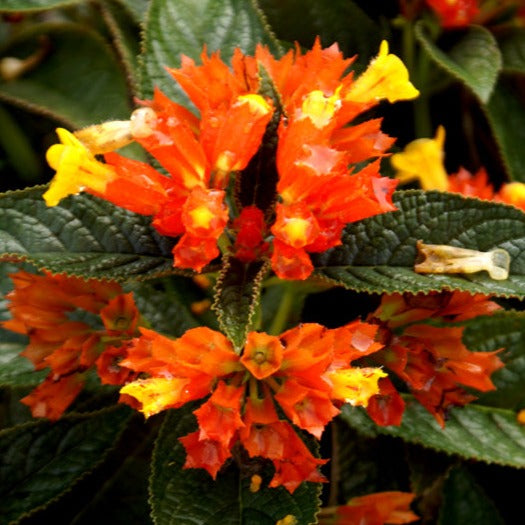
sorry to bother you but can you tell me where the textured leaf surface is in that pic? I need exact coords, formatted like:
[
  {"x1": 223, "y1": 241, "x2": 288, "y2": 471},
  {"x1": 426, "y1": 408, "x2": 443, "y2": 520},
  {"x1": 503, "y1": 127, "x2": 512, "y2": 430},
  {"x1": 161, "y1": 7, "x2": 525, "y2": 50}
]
[
  {"x1": 341, "y1": 401, "x2": 525, "y2": 468},
  {"x1": 150, "y1": 406, "x2": 321, "y2": 525},
  {"x1": 213, "y1": 258, "x2": 269, "y2": 351},
  {"x1": 484, "y1": 79, "x2": 525, "y2": 182},
  {"x1": 0, "y1": 406, "x2": 131, "y2": 524},
  {"x1": 463, "y1": 311, "x2": 525, "y2": 409},
  {"x1": 415, "y1": 22, "x2": 501, "y2": 103},
  {"x1": 0, "y1": 187, "x2": 175, "y2": 281},
  {"x1": 0, "y1": 23, "x2": 131, "y2": 128},
  {"x1": 438, "y1": 467, "x2": 505, "y2": 525},
  {"x1": 313, "y1": 190, "x2": 525, "y2": 298},
  {"x1": 140, "y1": 0, "x2": 282, "y2": 102}
]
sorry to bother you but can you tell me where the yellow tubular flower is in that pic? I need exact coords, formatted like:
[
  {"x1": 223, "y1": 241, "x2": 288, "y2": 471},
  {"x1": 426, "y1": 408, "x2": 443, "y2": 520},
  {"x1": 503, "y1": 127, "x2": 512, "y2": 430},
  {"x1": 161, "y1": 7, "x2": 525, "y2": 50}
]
[
  {"x1": 44, "y1": 128, "x2": 117, "y2": 207},
  {"x1": 346, "y1": 40, "x2": 419, "y2": 104},
  {"x1": 390, "y1": 126, "x2": 449, "y2": 191},
  {"x1": 328, "y1": 367, "x2": 387, "y2": 407}
]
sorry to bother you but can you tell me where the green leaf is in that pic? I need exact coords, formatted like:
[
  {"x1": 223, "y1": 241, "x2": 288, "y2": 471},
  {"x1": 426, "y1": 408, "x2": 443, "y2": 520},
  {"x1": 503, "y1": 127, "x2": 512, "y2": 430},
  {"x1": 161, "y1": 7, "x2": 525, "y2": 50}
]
[
  {"x1": 0, "y1": 187, "x2": 176, "y2": 281},
  {"x1": 0, "y1": 405, "x2": 131, "y2": 524},
  {"x1": 415, "y1": 22, "x2": 502, "y2": 103},
  {"x1": 438, "y1": 466, "x2": 505, "y2": 525},
  {"x1": 483, "y1": 78, "x2": 525, "y2": 182},
  {"x1": 313, "y1": 190, "x2": 525, "y2": 298},
  {"x1": 341, "y1": 400, "x2": 525, "y2": 469},
  {"x1": 0, "y1": 0, "x2": 81, "y2": 10},
  {"x1": 259, "y1": 0, "x2": 383, "y2": 74},
  {"x1": 150, "y1": 406, "x2": 321, "y2": 525},
  {"x1": 0, "y1": 343, "x2": 46, "y2": 387},
  {"x1": 498, "y1": 28, "x2": 525, "y2": 74},
  {"x1": 462, "y1": 311, "x2": 525, "y2": 409},
  {"x1": 111, "y1": 0, "x2": 150, "y2": 23},
  {"x1": 213, "y1": 257, "x2": 269, "y2": 350},
  {"x1": 0, "y1": 22, "x2": 131, "y2": 128},
  {"x1": 139, "y1": 0, "x2": 282, "y2": 102}
]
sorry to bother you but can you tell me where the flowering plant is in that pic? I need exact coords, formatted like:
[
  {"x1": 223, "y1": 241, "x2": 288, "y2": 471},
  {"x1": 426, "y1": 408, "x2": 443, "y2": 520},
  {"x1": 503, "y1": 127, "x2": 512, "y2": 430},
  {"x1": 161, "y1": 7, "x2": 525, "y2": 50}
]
[{"x1": 1, "y1": 1, "x2": 525, "y2": 524}]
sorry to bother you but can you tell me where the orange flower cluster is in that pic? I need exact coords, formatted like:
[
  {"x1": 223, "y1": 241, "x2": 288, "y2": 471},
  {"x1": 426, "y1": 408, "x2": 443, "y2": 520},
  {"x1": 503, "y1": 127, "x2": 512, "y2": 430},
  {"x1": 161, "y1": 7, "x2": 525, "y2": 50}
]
[
  {"x1": 119, "y1": 322, "x2": 386, "y2": 493},
  {"x1": 44, "y1": 40, "x2": 418, "y2": 279},
  {"x1": 334, "y1": 491, "x2": 419, "y2": 525},
  {"x1": 2, "y1": 271, "x2": 141, "y2": 419},
  {"x1": 366, "y1": 291, "x2": 503, "y2": 426},
  {"x1": 425, "y1": 0, "x2": 479, "y2": 27}
]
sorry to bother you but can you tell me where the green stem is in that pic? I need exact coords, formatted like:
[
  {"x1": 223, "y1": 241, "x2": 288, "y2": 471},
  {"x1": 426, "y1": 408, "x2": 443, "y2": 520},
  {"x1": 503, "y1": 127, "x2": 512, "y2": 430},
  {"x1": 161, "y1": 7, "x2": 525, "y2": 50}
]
[{"x1": 267, "y1": 283, "x2": 295, "y2": 335}]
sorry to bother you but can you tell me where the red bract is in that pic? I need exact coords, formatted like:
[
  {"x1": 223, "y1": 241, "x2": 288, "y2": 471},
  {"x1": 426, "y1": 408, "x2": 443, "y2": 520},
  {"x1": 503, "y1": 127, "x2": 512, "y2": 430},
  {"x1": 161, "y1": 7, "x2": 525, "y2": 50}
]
[
  {"x1": 367, "y1": 292, "x2": 503, "y2": 426},
  {"x1": 425, "y1": 0, "x2": 480, "y2": 27},
  {"x1": 2, "y1": 271, "x2": 142, "y2": 419},
  {"x1": 120, "y1": 322, "x2": 386, "y2": 493}
]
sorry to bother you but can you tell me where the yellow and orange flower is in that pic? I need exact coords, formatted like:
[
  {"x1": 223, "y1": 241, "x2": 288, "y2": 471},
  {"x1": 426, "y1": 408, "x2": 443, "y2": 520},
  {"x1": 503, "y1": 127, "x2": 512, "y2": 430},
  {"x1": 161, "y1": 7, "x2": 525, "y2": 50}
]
[
  {"x1": 44, "y1": 40, "x2": 417, "y2": 278},
  {"x1": 119, "y1": 321, "x2": 386, "y2": 492},
  {"x1": 2, "y1": 270, "x2": 142, "y2": 419}
]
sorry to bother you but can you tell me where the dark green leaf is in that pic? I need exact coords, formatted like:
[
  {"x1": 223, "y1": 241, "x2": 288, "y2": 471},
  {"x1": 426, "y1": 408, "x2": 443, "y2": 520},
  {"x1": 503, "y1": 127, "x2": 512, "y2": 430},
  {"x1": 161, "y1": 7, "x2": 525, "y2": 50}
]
[
  {"x1": 415, "y1": 22, "x2": 502, "y2": 103},
  {"x1": 0, "y1": 22, "x2": 131, "y2": 127},
  {"x1": 462, "y1": 311, "x2": 525, "y2": 409},
  {"x1": 111, "y1": 0, "x2": 150, "y2": 23},
  {"x1": 140, "y1": 0, "x2": 282, "y2": 102},
  {"x1": 484, "y1": 78, "x2": 525, "y2": 182},
  {"x1": 341, "y1": 400, "x2": 525, "y2": 468},
  {"x1": 150, "y1": 406, "x2": 321, "y2": 525},
  {"x1": 0, "y1": 405, "x2": 131, "y2": 524},
  {"x1": 438, "y1": 466, "x2": 505, "y2": 525},
  {"x1": 498, "y1": 28, "x2": 525, "y2": 74},
  {"x1": 259, "y1": 0, "x2": 383, "y2": 74},
  {"x1": 0, "y1": 0, "x2": 81, "y2": 10},
  {"x1": 0, "y1": 187, "x2": 176, "y2": 281},
  {"x1": 313, "y1": 190, "x2": 525, "y2": 298},
  {"x1": 0, "y1": 343, "x2": 46, "y2": 387},
  {"x1": 213, "y1": 257, "x2": 269, "y2": 350}
]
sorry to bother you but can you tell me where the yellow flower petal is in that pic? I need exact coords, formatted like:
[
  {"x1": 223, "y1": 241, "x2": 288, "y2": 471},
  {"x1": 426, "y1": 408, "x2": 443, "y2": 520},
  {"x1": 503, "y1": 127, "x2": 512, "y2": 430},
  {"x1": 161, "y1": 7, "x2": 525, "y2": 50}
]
[
  {"x1": 120, "y1": 377, "x2": 188, "y2": 418},
  {"x1": 329, "y1": 367, "x2": 386, "y2": 407},
  {"x1": 391, "y1": 126, "x2": 448, "y2": 191},
  {"x1": 43, "y1": 128, "x2": 116, "y2": 207},
  {"x1": 346, "y1": 40, "x2": 419, "y2": 104}
]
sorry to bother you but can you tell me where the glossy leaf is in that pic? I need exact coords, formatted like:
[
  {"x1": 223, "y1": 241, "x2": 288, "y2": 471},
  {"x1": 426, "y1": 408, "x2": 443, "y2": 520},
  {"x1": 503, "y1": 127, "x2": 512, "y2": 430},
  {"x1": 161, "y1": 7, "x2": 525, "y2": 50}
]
[
  {"x1": 0, "y1": 343, "x2": 46, "y2": 387},
  {"x1": 150, "y1": 406, "x2": 321, "y2": 525},
  {"x1": 313, "y1": 190, "x2": 525, "y2": 298},
  {"x1": 341, "y1": 400, "x2": 525, "y2": 469},
  {"x1": 462, "y1": 311, "x2": 525, "y2": 409},
  {"x1": 0, "y1": 187, "x2": 176, "y2": 281},
  {"x1": 139, "y1": 0, "x2": 282, "y2": 102},
  {"x1": 498, "y1": 28, "x2": 525, "y2": 74},
  {"x1": 415, "y1": 22, "x2": 501, "y2": 103},
  {"x1": 0, "y1": 406, "x2": 131, "y2": 524},
  {"x1": 213, "y1": 257, "x2": 269, "y2": 351},
  {"x1": 438, "y1": 467, "x2": 505, "y2": 525},
  {"x1": 0, "y1": 22, "x2": 131, "y2": 128}
]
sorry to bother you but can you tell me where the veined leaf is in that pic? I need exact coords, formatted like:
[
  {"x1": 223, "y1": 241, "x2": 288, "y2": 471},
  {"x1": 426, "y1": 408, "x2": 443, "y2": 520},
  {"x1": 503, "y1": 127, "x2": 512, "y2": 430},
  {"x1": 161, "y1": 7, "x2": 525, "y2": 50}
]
[
  {"x1": 150, "y1": 406, "x2": 321, "y2": 525},
  {"x1": 498, "y1": 28, "x2": 525, "y2": 74},
  {"x1": 0, "y1": 343, "x2": 46, "y2": 387},
  {"x1": 313, "y1": 190, "x2": 525, "y2": 298},
  {"x1": 139, "y1": 0, "x2": 282, "y2": 102},
  {"x1": 415, "y1": 22, "x2": 502, "y2": 103},
  {"x1": 0, "y1": 405, "x2": 131, "y2": 524},
  {"x1": 0, "y1": 187, "x2": 176, "y2": 281},
  {"x1": 341, "y1": 400, "x2": 525, "y2": 469},
  {"x1": 213, "y1": 257, "x2": 269, "y2": 351}
]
